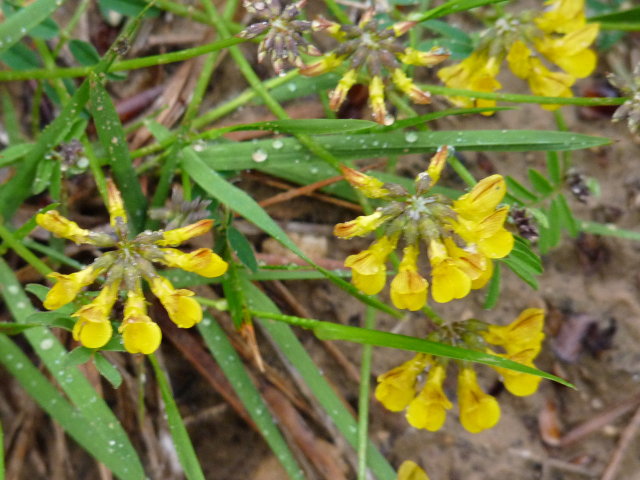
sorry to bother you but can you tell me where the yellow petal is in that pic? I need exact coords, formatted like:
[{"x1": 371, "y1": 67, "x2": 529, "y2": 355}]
[
  {"x1": 506, "y1": 40, "x2": 533, "y2": 79},
  {"x1": 478, "y1": 228, "x2": 514, "y2": 259},
  {"x1": 330, "y1": 69, "x2": 358, "y2": 111},
  {"x1": 340, "y1": 165, "x2": 390, "y2": 198},
  {"x1": 36, "y1": 210, "x2": 92, "y2": 244},
  {"x1": 73, "y1": 318, "x2": 113, "y2": 349},
  {"x1": 299, "y1": 53, "x2": 343, "y2": 76},
  {"x1": 334, "y1": 211, "x2": 387, "y2": 238},
  {"x1": 482, "y1": 308, "x2": 545, "y2": 354},
  {"x1": 43, "y1": 266, "x2": 103, "y2": 310},
  {"x1": 453, "y1": 175, "x2": 506, "y2": 220},
  {"x1": 375, "y1": 354, "x2": 429, "y2": 411},
  {"x1": 391, "y1": 69, "x2": 432, "y2": 105},
  {"x1": 457, "y1": 368, "x2": 501, "y2": 433},
  {"x1": 369, "y1": 76, "x2": 387, "y2": 124},
  {"x1": 148, "y1": 276, "x2": 202, "y2": 328},
  {"x1": 399, "y1": 46, "x2": 450, "y2": 67},
  {"x1": 424, "y1": 146, "x2": 449, "y2": 187},
  {"x1": 430, "y1": 260, "x2": 471, "y2": 303},
  {"x1": 106, "y1": 178, "x2": 127, "y2": 226},
  {"x1": 406, "y1": 364, "x2": 452, "y2": 431},
  {"x1": 155, "y1": 219, "x2": 214, "y2": 247},
  {"x1": 397, "y1": 460, "x2": 431, "y2": 480},
  {"x1": 160, "y1": 248, "x2": 228, "y2": 278},
  {"x1": 121, "y1": 321, "x2": 162, "y2": 354}
]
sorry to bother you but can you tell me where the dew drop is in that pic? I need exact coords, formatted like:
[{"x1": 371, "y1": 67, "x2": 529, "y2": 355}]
[
  {"x1": 272, "y1": 139, "x2": 284, "y2": 150},
  {"x1": 252, "y1": 149, "x2": 268, "y2": 163},
  {"x1": 40, "y1": 339, "x2": 54, "y2": 350},
  {"x1": 405, "y1": 132, "x2": 418, "y2": 143}
]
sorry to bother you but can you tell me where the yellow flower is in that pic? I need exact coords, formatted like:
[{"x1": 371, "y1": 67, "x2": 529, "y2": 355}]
[
  {"x1": 119, "y1": 287, "x2": 162, "y2": 355},
  {"x1": 375, "y1": 354, "x2": 429, "y2": 411},
  {"x1": 36, "y1": 210, "x2": 99, "y2": 245},
  {"x1": 535, "y1": 0, "x2": 589, "y2": 34},
  {"x1": 437, "y1": 52, "x2": 502, "y2": 114},
  {"x1": 397, "y1": 460, "x2": 431, "y2": 480},
  {"x1": 369, "y1": 76, "x2": 387, "y2": 125},
  {"x1": 43, "y1": 262, "x2": 108, "y2": 310},
  {"x1": 452, "y1": 207, "x2": 514, "y2": 259},
  {"x1": 406, "y1": 364, "x2": 452, "y2": 431},
  {"x1": 299, "y1": 53, "x2": 345, "y2": 76},
  {"x1": 148, "y1": 276, "x2": 202, "y2": 328},
  {"x1": 398, "y1": 46, "x2": 450, "y2": 67},
  {"x1": 330, "y1": 69, "x2": 358, "y2": 111},
  {"x1": 344, "y1": 235, "x2": 398, "y2": 295},
  {"x1": 159, "y1": 248, "x2": 228, "y2": 278},
  {"x1": 340, "y1": 165, "x2": 390, "y2": 199},
  {"x1": 482, "y1": 308, "x2": 545, "y2": 355},
  {"x1": 155, "y1": 219, "x2": 214, "y2": 247},
  {"x1": 453, "y1": 175, "x2": 506, "y2": 221},
  {"x1": 490, "y1": 348, "x2": 542, "y2": 397},
  {"x1": 107, "y1": 178, "x2": 127, "y2": 226},
  {"x1": 71, "y1": 280, "x2": 120, "y2": 349},
  {"x1": 391, "y1": 69, "x2": 431, "y2": 105},
  {"x1": 390, "y1": 245, "x2": 428, "y2": 311},
  {"x1": 334, "y1": 210, "x2": 388, "y2": 239},
  {"x1": 457, "y1": 367, "x2": 501, "y2": 433},
  {"x1": 534, "y1": 24, "x2": 599, "y2": 79}
]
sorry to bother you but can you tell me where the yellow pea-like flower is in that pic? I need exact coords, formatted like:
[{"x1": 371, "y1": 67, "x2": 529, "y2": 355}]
[
  {"x1": 43, "y1": 265, "x2": 104, "y2": 310},
  {"x1": 160, "y1": 248, "x2": 228, "y2": 278},
  {"x1": 457, "y1": 368, "x2": 501, "y2": 433},
  {"x1": 490, "y1": 349, "x2": 542, "y2": 397},
  {"x1": 107, "y1": 178, "x2": 127, "y2": 226},
  {"x1": 391, "y1": 69, "x2": 432, "y2": 105},
  {"x1": 390, "y1": 245, "x2": 428, "y2": 311},
  {"x1": 334, "y1": 210, "x2": 388, "y2": 239},
  {"x1": 535, "y1": 0, "x2": 588, "y2": 34},
  {"x1": 399, "y1": 46, "x2": 450, "y2": 67},
  {"x1": 344, "y1": 235, "x2": 398, "y2": 295},
  {"x1": 406, "y1": 364, "x2": 452, "y2": 431},
  {"x1": 119, "y1": 288, "x2": 162, "y2": 355},
  {"x1": 368, "y1": 76, "x2": 387, "y2": 125},
  {"x1": 299, "y1": 53, "x2": 344, "y2": 76},
  {"x1": 36, "y1": 210, "x2": 94, "y2": 244},
  {"x1": 71, "y1": 281, "x2": 120, "y2": 349},
  {"x1": 453, "y1": 175, "x2": 506, "y2": 221},
  {"x1": 340, "y1": 165, "x2": 391, "y2": 199},
  {"x1": 155, "y1": 219, "x2": 214, "y2": 247},
  {"x1": 148, "y1": 276, "x2": 202, "y2": 328},
  {"x1": 375, "y1": 354, "x2": 429, "y2": 411},
  {"x1": 482, "y1": 308, "x2": 545, "y2": 355}
]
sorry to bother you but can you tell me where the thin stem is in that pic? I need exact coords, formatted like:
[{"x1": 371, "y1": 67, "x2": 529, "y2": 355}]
[
  {"x1": 447, "y1": 154, "x2": 476, "y2": 187},
  {"x1": 0, "y1": 224, "x2": 52, "y2": 276},
  {"x1": 324, "y1": 0, "x2": 351, "y2": 24},
  {"x1": 356, "y1": 306, "x2": 376, "y2": 480}
]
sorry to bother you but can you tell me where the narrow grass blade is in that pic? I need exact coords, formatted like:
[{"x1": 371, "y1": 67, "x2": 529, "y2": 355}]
[
  {"x1": 0, "y1": 259, "x2": 145, "y2": 479},
  {"x1": 89, "y1": 76, "x2": 147, "y2": 231},
  {"x1": 197, "y1": 315, "x2": 305, "y2": 480},
  {"x1": 148, "y1": 355, "x2": 205, "y2": 480},
  {"x1": 0, "y1": 0, "x2": 67, "y2": 55},
  {"x1": 241, "y1": 277, "x2": 396, "y2": 480}
]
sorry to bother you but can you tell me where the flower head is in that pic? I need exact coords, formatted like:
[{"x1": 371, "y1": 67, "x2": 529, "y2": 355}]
[
  {"x1": 238, "y1": 0, "x2": 321, "y2": 74},
  {"x1": 37, "y1": 179, "x2": 228, "y2": 354},
  {"x1": 438, "y1": 0, "x2": 599, "y2": 110},
  {"x1": 375, "y1": 309, "x2": 545, "y2": 432},
  {"x1": 397, "y1": 461, "x2": 431, "y2": 480},
  {"x1": 335, "y1": 147, "x2": 513, "y2": 310},
  {"x1": 301, "y1": 11, "x2": 449, "y2": 123}
]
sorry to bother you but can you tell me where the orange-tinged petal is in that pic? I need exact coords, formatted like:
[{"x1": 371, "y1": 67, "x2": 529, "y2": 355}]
[
  {"x1": 398, "y1": 47, "x2": 449, "y2": 67},
  {"x1": 334, "y1": 210, "x2": 388, "y2": 238},
  {"x1": 155, "y1": 219, "x2": 214, "y2": 246},
  {"x1": 36, "y1": 210, "x2": 92, "y2": 244},
  {"x1": 107, "y1": 178, "x2": 127, "y2": 226},
  {"x1": 391, "y1": 68, "x2": 431, "y2": 105},
  {"x1": 340, "y1": 165, "x2": 390, "y2": 199}
]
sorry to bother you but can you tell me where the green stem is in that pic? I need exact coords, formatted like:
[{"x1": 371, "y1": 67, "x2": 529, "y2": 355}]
[
  {"x1": 0, "y1": 37, "x2": 247, "y2": 82},
  {"x1": 0, "y1": 224, "x2": 52, "y2": 276},
  {"x1": 323, "y1": 0, "x2": 351, "y2": 24},
  {"x1": 447, "y1": 154, "x2": 476, "y2": 187},
  {"x1": 357, "y1": 306, "x2": 375, "y2": 480}
]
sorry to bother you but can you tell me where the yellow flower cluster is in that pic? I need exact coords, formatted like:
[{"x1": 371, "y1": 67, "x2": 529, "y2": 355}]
[
  {"x1": 36, "y1": 180, "x2": 228, "y2": 354},
  {"x1": 334, "y1": 147, "x2": 513, "y2": 311},
  {"x1": 301, "y1": 11, "x2": 449, "y2": 124},
  {"x1": 375, "y1": 309, "x2": 545, "y2": 433},
  {"x1": 438, "y1": 0, "x2": 599, "y2": 111}
]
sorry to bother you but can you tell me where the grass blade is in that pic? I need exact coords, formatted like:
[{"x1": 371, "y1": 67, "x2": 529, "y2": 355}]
[{"x1": 0, "y1": 0, "x2": 67, "y2": 56}]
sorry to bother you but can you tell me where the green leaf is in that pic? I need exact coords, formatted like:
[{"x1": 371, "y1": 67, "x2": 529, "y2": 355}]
[
  {"x1": 217, "y1": 118, "x2": 379, "y2": 136},
  {"x1": 197, "y1": 316, "x2": 305, "y2": 480},
  {"x1": 227, "y1": 226, "x2": 258, "y2": 272},
  {"x1": 527, "y1": 168, "x2": 554, "y2": 195},
  {"x1": 501, "y1": 255, "x2": 540, "y2": 289},
  {"x1": 98, "y1": 0, "x2": 161, "y2": 17},
  {"x1": 411, "y1": 0, "x2": 509, "y2": 22},
  {"x1": 0, "y1": 323, "x2": 42, "y2": 335},
  {"x1": 589, "y1": 7, "x2": 640, "y2": 23},
  {"x1": 580, "y1": 220, "x2": 640, "y2": 241},
  {"x1": 483, "y1": 264, "x2": 501, "y2": 310},
  {"x1": 546, "y1": 151, "x2": 562, "y2": 185},
  {"x1": 0, "y1": 143, "x2": 33, "y2": 167},
  {"x1": 555, "y1": 195, "x2": 579, "y2": 237},
  {"x1": 89, "y1": 75, "x2": 147, "y2": 232},
  {"x1": 32, "y1": 158, "x2": 54, "y2": 194},
  {"x1": 69, "y1": 39, "x2": 101, "y2": 66},
  {"x1": 0, "y1": 0, "x2": 66, "y2": 55},
  {"x1": 64, "y1": 347, "x2": 93, "y2": 367},
  {"x1": 196, "y1": 130, "x2": 610, "y2": 171},
  {"x1": 94, "y1": 353, "x2": 123, "y2": 388},
  {"x1": 0, "y1": 43, "x2": 41, "y2": 70},
  {"x1": 149, "y1": 355, "x2": 205, "y2": 480},
  {"x1": 506, "y1": 176, "x2": 539, "y2": 203}
]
